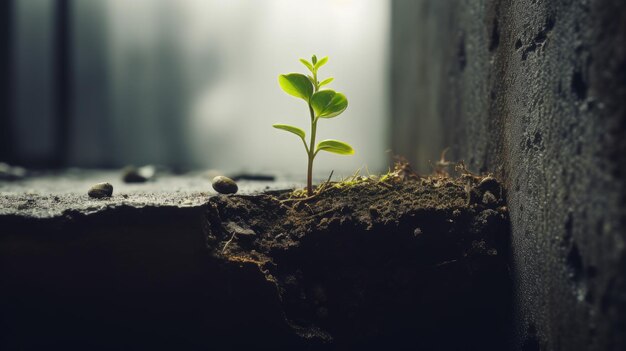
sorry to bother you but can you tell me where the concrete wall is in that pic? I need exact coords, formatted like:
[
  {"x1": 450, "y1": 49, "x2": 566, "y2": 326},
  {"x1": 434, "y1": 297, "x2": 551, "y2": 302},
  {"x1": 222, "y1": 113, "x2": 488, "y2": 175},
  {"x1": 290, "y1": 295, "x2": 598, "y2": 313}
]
[{"x1": 391, "y1": 0, "x2": 626, "y2": 350}]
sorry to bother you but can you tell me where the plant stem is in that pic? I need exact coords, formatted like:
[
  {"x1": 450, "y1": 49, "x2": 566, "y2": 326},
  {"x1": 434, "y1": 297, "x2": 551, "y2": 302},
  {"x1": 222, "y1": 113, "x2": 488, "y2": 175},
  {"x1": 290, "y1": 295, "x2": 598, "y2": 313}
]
[
  {"x1": 306, "y1": 70, "x2": 320, "y2": 196},
  {"x1": 307, "y1": 104, "x2": 317, "y2": 196}
]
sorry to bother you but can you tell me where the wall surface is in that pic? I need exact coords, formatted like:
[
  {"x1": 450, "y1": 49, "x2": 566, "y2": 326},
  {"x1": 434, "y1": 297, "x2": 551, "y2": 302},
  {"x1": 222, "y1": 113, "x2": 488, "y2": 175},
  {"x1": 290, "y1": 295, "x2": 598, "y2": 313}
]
[{"x1": 391, "y1": 0, "x2": 626, "y2": 350}]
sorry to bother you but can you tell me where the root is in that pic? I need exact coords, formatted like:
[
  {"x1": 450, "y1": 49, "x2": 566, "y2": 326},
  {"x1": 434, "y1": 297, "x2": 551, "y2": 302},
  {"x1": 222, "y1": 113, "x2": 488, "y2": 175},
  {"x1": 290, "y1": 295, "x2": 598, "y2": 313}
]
[{"x1": 221, "y1": 232, "x2": 237, "y2": 254}]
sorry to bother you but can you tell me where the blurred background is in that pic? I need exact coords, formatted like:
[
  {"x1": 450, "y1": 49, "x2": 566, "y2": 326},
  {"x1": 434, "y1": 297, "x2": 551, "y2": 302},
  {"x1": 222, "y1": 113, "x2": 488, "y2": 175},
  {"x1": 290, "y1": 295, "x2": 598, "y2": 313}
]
[{"x1": 0, "y1": 0, "x2": 390, "y2": 177}]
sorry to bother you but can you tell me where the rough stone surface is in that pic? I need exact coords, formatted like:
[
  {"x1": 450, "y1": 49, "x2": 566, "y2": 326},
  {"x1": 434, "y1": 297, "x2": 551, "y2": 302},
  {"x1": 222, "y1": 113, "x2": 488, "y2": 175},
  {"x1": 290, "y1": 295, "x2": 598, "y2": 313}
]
[
  {"x1": 0, "y1": 170, "x2": 300, "y2": 218},
  {"x1": 392, "y1": 1, "x2": 626, "y2": 350}
]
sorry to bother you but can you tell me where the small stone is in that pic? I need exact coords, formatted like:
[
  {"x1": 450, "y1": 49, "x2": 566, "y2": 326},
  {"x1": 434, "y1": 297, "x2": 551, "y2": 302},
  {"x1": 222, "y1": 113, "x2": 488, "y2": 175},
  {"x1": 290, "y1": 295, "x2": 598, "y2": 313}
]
[
  {"x1": 230, "y1": 173, "x2": 276, "y2": 181},
  {"x1": 88, "y1": 182, "x2": 113, "y2": 198},
  {"x1": 224, "y1": 221, "x2": 255, "y2": 237},
  {"x1": 482, "y1": 191, "x2": 498, "y2": 205},
  {"x1": 122, "y1": 165, "x2": 155, "y2": 183},
  {"x1": 212, "y1": 176, "x2": 238, "y2": 194}
]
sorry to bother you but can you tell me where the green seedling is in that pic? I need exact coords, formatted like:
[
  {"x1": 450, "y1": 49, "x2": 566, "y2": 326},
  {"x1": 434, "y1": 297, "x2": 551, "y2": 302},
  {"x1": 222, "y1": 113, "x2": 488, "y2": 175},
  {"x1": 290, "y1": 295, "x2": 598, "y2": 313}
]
[{"x1": 274, "y1": 55, "x2": 354, "y2": 196}]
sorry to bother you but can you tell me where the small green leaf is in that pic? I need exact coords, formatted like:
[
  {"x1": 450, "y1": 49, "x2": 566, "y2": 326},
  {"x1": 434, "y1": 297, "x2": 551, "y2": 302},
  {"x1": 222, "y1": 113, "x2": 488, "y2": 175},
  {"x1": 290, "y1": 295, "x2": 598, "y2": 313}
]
[
  {"x1": 273, "y1": 124, "x2": 306, "y2": 141},
  {"x1": 299, "y1": 59, "x2": 314, "y2": 72},
  {"x1": 310, "y1": 90, "x2": 348, "y2": 118},
  {"x1": 319, "y1": 77, "x2": 334, "y2": 87},
  {"x1": 315, "y1": 139, "x2": 354, "y2": 155},
  {"x1": 307, "y1": 75, "x2": 316, "y2": 86},
  {"x1": 311, "y1": 55, "x2": 318, "y2": 65},
  {"x1": 311, "y1": 90, "x2": 336, "y2": 116},
  {"x1": 314, "y1": 56, "x2": 328, "y2": 70},
  {"x1": 320, "y1": 92, "x2": 347, "y2": 118},
  {"x1": 278, "y1": 73, "x2": 313, "y2": 101}
]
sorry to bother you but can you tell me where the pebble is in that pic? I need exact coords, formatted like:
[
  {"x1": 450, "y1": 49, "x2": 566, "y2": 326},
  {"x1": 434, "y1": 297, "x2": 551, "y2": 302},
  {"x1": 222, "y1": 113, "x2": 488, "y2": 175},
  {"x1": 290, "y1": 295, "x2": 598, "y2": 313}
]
[
  {"x1": 212, "y1": 176, "x2": 238, "y2": 194},
  {"x1": 225, "y1": 221, "x2": 255, "y2": 236},
  {"x1": 88, "y1": 182, "x2": 113, "y2": 198},
  {"x1": 122, "y1": 165, "x2": 155, "y2": 183},
  {"x1": 482, "y1": 191, "x2": 498, "y2": 205},
  {"x1": 230, "y1": 173, "x2": 276, "y2": 181}
]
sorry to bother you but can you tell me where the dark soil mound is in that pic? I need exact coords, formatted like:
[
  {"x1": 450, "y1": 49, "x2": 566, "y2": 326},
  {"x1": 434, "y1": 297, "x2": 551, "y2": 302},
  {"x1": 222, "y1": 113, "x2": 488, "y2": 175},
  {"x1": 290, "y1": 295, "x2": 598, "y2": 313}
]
[{"x1": 206, "y1": 171, "x2": 512, "y2": 349}]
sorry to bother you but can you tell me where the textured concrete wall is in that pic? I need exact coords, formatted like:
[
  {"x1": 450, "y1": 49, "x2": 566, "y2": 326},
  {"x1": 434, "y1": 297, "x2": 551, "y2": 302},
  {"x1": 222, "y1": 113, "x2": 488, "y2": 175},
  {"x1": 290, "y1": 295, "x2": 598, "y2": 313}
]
[{"x1": 391, "y1": 0, "x2": 626, "y2": 350}]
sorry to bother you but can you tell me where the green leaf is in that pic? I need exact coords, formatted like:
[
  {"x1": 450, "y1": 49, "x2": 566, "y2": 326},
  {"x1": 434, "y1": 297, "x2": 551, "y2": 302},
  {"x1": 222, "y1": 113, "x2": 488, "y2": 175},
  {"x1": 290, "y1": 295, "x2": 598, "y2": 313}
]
[
  {"x1": 320, "y1": 92, "x2": 347, "y2": 118},
  {"x1": 278, "y1": 74, "x2": 313, "y2": 101},
  {"x1": 310, "y1": 90, "x2": 336, "y2": 116},
  {"x1": 310, "y1": 90, "x2": 348, "y2": 118},
  {"x1": 319, "y1": 77, "x2": 334, "y2": 87},
  {"x1": 315, "y1": 139, "x2": 354, "y2": 155},
  {"x1": 314, "y1": 56, "x2": 328, "y2": 70},
  {"x1": 273, "y1": 124, "x2": 306, "y2": 141},
  {"x1": 311, "y1": 55, "x2": 318, "y2": 65},
  {"x1": 299, "y1": 59, "x2": 314, "y2": 72},
  {"x1": 307, "y1": 75, "x2": 316, "y2": 86}
]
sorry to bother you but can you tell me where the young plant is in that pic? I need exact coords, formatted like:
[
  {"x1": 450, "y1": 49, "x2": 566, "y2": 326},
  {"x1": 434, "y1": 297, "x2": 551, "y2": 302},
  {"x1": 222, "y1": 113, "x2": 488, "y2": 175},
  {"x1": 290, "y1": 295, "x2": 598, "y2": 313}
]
[{"x1": 274, "y1": 55, "x2": 354, "y2": 196}]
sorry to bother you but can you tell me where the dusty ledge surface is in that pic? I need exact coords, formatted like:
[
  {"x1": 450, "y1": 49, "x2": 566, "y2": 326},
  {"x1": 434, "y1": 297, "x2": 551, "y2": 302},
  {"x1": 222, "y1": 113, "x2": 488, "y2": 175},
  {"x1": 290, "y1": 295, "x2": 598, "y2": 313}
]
[{"x1": 0, "y1": 170, "x2": 298, "y2": 218}]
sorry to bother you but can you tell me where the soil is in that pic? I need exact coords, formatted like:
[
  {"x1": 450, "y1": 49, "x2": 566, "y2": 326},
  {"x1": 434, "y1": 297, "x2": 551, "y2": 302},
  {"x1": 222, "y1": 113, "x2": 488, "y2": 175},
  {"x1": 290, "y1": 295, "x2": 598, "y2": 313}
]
[{"x1": 205, "y1": 166, "x2": 512, "y2": 350}]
